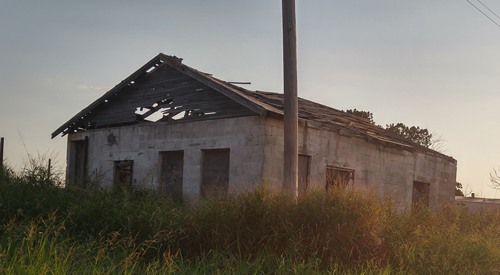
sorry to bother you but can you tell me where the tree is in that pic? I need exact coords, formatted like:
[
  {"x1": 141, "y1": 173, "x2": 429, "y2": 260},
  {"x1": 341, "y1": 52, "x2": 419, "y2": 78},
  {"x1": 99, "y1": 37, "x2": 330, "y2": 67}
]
[
  {"x1": 455, "y1": 181, "x2": 464, "y2": 196},
  {"x1": 345, "y1": 109, "x2": 439, "y2": 149},
  {"x1": 385, "y1": 123, "x2": 433, "y2": 148},
  {"x1": 346, "y1": 109, "x2": 434, "y2": 147},
  {"x1": 345, "y1": 109, "x2": 375, "y2": 125},
  {"x1": 490, "y1": 169, "x2": 500, "y2": 190}
]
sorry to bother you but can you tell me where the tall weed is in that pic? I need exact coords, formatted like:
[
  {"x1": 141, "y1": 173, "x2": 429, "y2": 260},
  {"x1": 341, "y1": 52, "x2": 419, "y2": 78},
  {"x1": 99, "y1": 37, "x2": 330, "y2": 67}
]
[{"x1": 1, "y1": 161, "x2": 499, "y2": 274}]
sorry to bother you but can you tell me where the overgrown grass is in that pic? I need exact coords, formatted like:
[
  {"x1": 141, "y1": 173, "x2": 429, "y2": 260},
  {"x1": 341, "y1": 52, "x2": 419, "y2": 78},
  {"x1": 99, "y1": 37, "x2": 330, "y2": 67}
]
[{"x1": 1, "y1": 164, "x2": 499, "y2": 274}]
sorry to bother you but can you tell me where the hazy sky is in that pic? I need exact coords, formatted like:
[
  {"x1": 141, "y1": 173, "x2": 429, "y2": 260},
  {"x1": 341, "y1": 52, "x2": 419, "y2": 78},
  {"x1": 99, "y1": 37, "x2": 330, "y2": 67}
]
[{"x1": 1, "y1": 1, "x2": 499, "y2": 198}]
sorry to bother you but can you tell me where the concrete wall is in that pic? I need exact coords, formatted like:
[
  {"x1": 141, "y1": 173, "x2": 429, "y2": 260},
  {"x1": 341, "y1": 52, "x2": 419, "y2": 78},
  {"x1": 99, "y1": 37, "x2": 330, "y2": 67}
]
[
  {"x1": 67, "y1": 116, "x2": 266, "y2": 200},
  {"x1": 66, "y1": 115, "x2": 457, "y2": 207},
  {"x1": 413, "y1": 152, "x2": 457, "y2": 208},
  {"x1": 262, "y1": 118, "x2": 457, "y2": 208}
]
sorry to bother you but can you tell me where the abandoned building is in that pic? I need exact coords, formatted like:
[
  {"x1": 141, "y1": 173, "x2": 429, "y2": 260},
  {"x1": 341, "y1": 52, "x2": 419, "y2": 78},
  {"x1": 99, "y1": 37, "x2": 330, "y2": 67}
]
[{"x1": 52, "y1": 53, "x2": 457, "y2": 208}]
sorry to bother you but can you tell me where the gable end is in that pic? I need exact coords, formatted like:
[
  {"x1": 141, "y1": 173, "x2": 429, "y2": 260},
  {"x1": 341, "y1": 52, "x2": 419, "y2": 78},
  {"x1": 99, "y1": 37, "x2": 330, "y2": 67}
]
[{"x1": 52, "y1": 54, "x2": 267, "y2": 138}]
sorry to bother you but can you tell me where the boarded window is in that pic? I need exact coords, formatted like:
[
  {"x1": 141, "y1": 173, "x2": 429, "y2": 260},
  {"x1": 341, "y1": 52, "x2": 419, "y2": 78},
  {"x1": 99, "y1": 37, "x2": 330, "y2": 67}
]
[
  {"x1": 326, "y1": 166, "x2": 354, "y2": 191},
  {"x1": 201, "y1": 149, "x2": 230, "y2": 198},
  {"x1": 298, "y1": 155, "x2": 311, "y2": 197},
  {"x1": 68, "y1": 137, "x2": 88, "y2": 188},
  {"x1": 160, "y1": 151, "x2": 184, "y2": 201},
  {"x1": 114, "y1": 160, "x2": 133, "y2": 189},
  {"x1": 412, "y1": 181, "x2": 430, "y2": 207}
]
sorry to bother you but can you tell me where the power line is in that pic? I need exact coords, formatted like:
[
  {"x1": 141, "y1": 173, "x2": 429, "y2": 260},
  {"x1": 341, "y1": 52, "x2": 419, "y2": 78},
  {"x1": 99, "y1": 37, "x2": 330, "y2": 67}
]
[
  {"x1": 477, "y1": 0, "x2": 500, "y2": 19},
  {"x1": 467, "y1": 0, "x2": 500, "y2": 28}
]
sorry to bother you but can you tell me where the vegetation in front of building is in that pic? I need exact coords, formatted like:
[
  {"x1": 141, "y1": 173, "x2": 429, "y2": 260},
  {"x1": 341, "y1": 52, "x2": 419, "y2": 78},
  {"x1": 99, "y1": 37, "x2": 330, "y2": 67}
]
[{"x1": 0, "y1": 163, "x2": 499, "y2": 274}]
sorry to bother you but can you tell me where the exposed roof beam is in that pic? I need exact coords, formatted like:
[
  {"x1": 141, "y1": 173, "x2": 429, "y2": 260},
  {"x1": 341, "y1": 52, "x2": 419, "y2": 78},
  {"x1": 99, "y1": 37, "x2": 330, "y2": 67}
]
[
  {"x1": 158, "y1": 53, "x2": 267, "y2": 116},
  {"x1": 51, "y1": 54, "x2": 169, "y2": 138}
]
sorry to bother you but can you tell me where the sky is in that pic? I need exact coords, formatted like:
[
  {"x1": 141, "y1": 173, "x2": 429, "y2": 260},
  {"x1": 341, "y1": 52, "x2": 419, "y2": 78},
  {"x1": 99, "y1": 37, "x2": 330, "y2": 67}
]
[{"x1": 0, "y1": 0, "x2": 499, "y2": 198}]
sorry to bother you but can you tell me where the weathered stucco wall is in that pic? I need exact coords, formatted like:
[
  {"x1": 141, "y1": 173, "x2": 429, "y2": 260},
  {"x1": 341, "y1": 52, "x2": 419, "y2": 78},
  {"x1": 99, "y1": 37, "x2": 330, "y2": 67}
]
[
  {"x1": 262, "y1": 118, "x2": 457, "y2": 208},
  {"x1": 67, "y1": 116, "x2": 266, "y2": 200}
]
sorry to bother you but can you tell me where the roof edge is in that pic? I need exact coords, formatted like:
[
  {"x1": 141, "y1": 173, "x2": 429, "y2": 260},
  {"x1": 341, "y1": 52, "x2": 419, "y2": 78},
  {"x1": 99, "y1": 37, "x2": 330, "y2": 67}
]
[
  {"x1": 52, "y1": 53, "x2": 269, "y2": 139},
  {"x1": 51, "y1": 54, "x2": 168, "y2": 138}
]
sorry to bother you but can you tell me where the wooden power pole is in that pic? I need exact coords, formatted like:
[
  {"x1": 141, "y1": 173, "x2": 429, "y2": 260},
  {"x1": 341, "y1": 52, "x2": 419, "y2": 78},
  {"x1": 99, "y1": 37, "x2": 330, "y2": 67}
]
[{"x1": 282, "y1": 0, "x2": 298, "y2": 198}]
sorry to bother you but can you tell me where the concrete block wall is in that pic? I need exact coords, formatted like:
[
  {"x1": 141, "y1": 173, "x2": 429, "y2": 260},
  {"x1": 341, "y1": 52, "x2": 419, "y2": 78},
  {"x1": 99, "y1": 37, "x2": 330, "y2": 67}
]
[
  {"x1": 67, "y1": 116, "x2": 266, "y2": 200},
  {"x1": 262, "y1": 118, "x2": 457, "y2": 208},
  {"x1": 66, "y1": 114, "x2": 457, "y2": 207},
  {"x1": 413, "y1": 152, "x2": 457, "y2": 208}
]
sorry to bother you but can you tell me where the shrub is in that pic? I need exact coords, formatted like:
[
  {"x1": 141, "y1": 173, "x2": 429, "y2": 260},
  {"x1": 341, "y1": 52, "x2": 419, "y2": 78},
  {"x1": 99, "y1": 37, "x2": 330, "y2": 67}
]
[{"x1": 1, "y1": 163, "x2": 499, "y2": 274}]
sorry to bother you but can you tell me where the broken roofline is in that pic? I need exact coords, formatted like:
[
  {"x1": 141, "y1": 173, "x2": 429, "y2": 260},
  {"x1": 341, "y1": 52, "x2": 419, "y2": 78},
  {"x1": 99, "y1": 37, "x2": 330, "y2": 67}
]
[
  {"x1": 245, "y1": 91, "x2": 456, "y2": 162},
  {"x1": 51, "y1": 53, "x2": 269, "y2": 139},
  {"x1": 51, "y1": 53, "x2": 455, "y2": 163}
]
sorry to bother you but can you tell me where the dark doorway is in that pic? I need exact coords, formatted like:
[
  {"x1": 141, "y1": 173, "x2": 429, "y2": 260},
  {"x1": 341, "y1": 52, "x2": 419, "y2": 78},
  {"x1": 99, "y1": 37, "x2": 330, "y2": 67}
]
[
  {"x1": 412, "y1": 181, "x2": 430, "y2": 207},
  {"x1": 201, "y1": 149, "x2": 230, "y2": 198},
  {"x1": 68, "y1": 137, "x2": 88, "y2": 188},
  {"x1": 160, "y1": 151, "x2": 184, "y2": 201},
  {"x1": 298, "y1": 154, "x2": 310, "y2": 197}
]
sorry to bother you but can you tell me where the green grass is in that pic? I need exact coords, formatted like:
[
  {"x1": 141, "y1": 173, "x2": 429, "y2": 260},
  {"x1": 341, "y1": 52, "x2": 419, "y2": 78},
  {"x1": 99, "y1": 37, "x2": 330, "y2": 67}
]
[{"x1": 1, "y1": 165, "x2": 499, "y2": 274}]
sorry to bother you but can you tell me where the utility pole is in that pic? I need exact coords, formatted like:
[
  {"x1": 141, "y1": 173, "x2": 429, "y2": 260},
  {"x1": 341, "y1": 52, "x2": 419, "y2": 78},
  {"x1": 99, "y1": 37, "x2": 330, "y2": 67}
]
[{"x1": 282, "y1": 0, "x2": 298, "y2": 199}]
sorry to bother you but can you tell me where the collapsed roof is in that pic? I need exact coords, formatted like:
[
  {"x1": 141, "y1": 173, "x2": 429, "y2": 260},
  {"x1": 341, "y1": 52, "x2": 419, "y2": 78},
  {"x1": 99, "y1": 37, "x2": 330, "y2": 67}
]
[{"x1": 52, "y1": 53, "x2": 454, "y2": 161}]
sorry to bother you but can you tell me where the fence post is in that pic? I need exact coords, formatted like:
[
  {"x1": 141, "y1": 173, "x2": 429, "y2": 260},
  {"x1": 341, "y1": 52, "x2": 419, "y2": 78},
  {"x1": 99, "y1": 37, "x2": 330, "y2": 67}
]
[{"x1": 0, "y1": 137, "x2": 4, "y2": 172}]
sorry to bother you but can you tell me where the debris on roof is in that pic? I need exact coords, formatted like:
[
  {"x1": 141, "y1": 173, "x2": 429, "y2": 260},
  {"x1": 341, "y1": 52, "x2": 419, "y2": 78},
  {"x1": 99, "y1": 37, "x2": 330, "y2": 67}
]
[{"x1": 52, "y1": 53, "x2": 455, "y2": 162}]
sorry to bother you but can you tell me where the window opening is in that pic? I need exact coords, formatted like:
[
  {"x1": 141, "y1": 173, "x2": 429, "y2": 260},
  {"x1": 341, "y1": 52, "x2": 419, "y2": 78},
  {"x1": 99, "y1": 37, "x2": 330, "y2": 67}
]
[
  {"x1": 326, "y1": 166, "x2": 354, "y2": 191},
  {"x1": 114, "y1": 160, "x2": 133, "y2": 189},
  {"x1": 201, "y1": 149, "x2": 230, "y2": 198}
]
